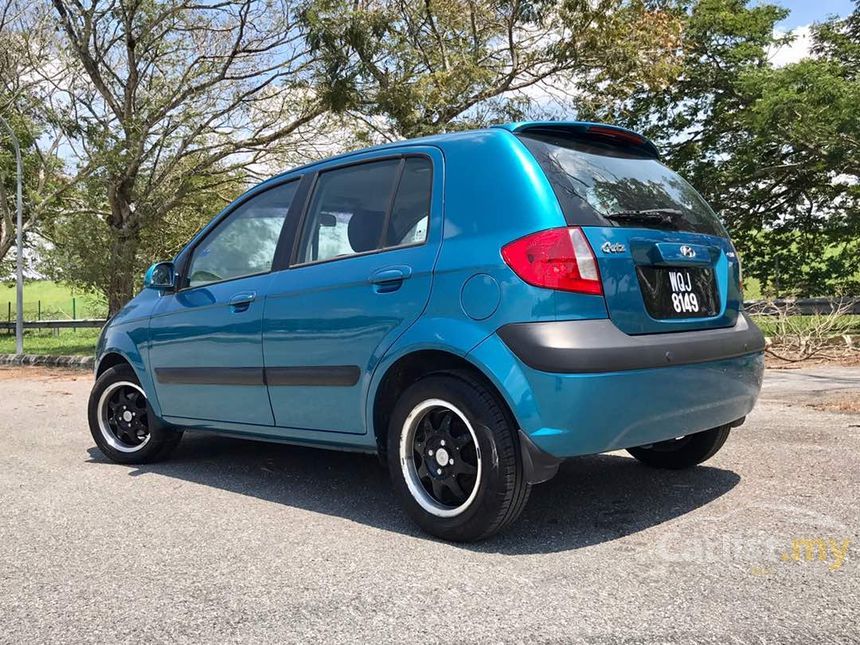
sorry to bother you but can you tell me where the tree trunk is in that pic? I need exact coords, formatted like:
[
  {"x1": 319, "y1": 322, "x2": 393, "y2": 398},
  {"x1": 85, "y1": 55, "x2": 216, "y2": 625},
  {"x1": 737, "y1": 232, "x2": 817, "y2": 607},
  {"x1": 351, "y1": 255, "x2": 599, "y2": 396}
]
[
  {"x1": 106, "y1": 187, "x2": 141, "y2": 316},
  {"x1": 0, "y1": 227, "x2": 13, "y2": 266},
  {"x1": 106, "y1": 230, "x2": 140, "y2": 315},
  {"x1": 0, "y1": 172, "x2": 16, "y2": 266}
]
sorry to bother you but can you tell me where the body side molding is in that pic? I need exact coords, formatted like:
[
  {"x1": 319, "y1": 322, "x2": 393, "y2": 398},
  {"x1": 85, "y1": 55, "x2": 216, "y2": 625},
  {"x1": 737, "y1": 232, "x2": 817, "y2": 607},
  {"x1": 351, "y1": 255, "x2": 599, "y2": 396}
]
[{"x1": 154, "y1": 366, "x2": 361, "y2": 387}]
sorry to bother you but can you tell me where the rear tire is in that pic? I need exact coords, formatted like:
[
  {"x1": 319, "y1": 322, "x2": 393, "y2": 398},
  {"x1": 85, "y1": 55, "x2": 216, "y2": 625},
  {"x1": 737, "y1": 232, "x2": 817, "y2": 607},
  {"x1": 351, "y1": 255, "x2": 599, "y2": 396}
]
[
  {"x1": 627, "y1": 425, "x2": 730, "y2": 470},
  {"x1": 387, "y1": 371, "x2": 530, "y2": 542},
  {"x1": 88, "y1": 364, "x2": 183, "y2": 464}
]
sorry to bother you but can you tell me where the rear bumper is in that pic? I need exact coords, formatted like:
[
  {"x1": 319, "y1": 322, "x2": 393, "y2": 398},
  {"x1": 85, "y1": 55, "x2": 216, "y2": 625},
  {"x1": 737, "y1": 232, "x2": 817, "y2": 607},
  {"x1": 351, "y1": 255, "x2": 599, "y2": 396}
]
[
  {"x1": 468, "y1": 314, "x2": 765, "y2": 461},
  {"x1": 497, "y1": 312, "x2": 765, "y2": 373},
  {"x1": 515, "y1": 353, "x2": 763, "y2": 459}
]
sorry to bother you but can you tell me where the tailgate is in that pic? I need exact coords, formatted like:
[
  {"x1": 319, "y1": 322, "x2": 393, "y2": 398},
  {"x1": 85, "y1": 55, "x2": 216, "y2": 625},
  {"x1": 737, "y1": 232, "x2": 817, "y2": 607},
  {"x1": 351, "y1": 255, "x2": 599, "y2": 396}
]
[
  {"x1": 512, "y1": 124, "x2": 744, "y2": 334},
  {"x1": 583, "y1": 226, "x2": 742, "y2": 335}
]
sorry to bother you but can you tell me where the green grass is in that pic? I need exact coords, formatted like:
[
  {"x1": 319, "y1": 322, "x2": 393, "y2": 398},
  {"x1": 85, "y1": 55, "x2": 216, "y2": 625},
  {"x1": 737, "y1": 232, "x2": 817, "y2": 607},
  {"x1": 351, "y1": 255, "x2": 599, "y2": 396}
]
[
  {"x1": 0, "y1": 280, "x2": 107, "y2": 321},
  {"x1": 0, "y1": 328, "x2": 100, "y2": 356},
  {"x1": 0, "y1": 280, "x2": 105, "y2": 356},
  {"x1": 750, "y1": 314, "x2": 860, "y2": 337},
  {"x1": 742, "y1": 277, "x2": 763, "y2": 300}
]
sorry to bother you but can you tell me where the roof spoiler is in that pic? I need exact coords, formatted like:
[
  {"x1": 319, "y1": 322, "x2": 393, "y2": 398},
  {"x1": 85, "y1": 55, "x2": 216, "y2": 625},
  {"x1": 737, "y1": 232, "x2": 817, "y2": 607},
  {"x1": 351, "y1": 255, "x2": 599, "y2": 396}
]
[{"x1": 495, "y1": 121, "x2": 660, "y2": 159}]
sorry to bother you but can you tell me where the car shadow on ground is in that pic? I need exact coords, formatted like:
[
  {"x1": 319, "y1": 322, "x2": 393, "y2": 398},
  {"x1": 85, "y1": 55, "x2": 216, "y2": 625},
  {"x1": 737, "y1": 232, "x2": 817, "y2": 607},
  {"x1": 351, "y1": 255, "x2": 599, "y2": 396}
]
[{"x1": 87, "y1": 431, "x2": 740, "y2": 555}]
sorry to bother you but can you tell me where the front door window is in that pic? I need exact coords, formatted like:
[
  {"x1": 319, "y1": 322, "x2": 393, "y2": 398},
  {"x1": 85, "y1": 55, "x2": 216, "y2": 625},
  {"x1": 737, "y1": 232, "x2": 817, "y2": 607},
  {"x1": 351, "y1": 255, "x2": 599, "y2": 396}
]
[{"x1": 188, "y1": 181, "x2": 298, "y2": 288}]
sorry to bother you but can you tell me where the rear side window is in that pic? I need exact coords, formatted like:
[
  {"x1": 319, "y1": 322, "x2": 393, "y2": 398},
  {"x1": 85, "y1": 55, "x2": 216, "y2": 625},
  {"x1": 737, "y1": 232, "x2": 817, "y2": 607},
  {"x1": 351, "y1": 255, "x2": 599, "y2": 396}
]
[
  {"x1": 517, "y1": 131, "x2": 726, "y2": 237},
  {"x1": 296, "y1": 156, "x2": 432, "y2": 265},
  {"x1": 385, "y1": 157, "x2": 432, "y2": 247}
]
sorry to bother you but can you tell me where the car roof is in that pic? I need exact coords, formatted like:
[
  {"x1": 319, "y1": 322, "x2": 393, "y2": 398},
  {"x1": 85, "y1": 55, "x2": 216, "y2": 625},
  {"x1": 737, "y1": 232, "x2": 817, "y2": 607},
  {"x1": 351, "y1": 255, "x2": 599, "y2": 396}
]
[{"x1": 260, "y1": 121, "x2": 659, "y2": 187}]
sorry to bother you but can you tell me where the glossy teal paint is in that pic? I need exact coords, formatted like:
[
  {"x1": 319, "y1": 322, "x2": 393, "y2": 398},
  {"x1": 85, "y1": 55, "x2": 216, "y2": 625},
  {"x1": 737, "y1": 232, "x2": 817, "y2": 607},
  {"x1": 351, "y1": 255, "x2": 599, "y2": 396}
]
[
  {"x1": 143, "y1": 261, "x2": 175, "y2": 291},
  {"x1": 583, "y1": 226, "x2": 742, "y2": 335},
  {"x1": 95, "y1": 289, "x2": 163, "y2": 416},
  {"x1": 149, "y1": 271, "x2": 276, "y2": 426},
  {"x1": 467, "y1": 332, "x2": 764, "y2": 457},
  {"x1": 95, "y1": 121, "x2": 763, "y2": 462},
  {"x1": 460, "y1": 274, "x2": 500, "y2": 320},
  {"x1": 263, "y1": 149, "x2": 443, "y2": 435}
]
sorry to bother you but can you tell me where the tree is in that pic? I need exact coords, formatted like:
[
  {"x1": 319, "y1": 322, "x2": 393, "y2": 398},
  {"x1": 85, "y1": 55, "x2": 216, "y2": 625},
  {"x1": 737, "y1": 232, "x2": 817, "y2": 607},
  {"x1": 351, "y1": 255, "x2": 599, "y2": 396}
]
[
  {"x1": 728, "y1": 54, "x2": 860, "y2": 295},
  {"x1": 583, "y1": 0, "x2": 860, "y2": 296},
  {"x1": 43, "y1": 169, "x2": 245, "y2": 299},
  {"x1": 300, "y1": 0, "x2": 687, "y2": 139},
  {"x1": 48, "y1": 0, "x2": 327, "y2": 313},
  {"x1": 0, "y1": 0, "x2": 79, "y2": 272}
]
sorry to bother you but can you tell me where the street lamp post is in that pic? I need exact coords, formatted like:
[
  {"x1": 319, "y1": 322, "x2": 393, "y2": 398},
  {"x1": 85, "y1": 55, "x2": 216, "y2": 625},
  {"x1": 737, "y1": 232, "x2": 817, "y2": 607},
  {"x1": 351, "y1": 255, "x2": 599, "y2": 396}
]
[{"x1": 0, "y1": 115, "x2": 24, "y2": 355}]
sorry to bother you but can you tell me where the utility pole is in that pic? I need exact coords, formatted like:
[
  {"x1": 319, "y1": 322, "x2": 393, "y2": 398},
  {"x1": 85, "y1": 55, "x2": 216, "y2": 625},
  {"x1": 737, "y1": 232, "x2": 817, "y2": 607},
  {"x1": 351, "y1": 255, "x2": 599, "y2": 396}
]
[{"x1": 0, "y1": 115, "x2": 24, "y2": 355}]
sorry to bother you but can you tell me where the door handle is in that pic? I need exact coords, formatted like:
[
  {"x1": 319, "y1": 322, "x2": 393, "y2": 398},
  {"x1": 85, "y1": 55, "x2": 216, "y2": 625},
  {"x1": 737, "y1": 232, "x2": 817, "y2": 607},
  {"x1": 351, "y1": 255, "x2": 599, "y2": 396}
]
[
  {"x1": 229, "y1": 291, "x2": 256, "y2": 312},
  {"x1": 370, "y1": 266, "x2": 412, "y2": 293}
]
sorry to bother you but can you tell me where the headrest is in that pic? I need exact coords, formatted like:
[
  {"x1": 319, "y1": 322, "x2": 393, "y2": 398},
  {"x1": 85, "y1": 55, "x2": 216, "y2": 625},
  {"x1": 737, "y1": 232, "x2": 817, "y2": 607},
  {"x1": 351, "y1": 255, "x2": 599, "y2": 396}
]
[{"x1": 347, "y1": 209, "x2": 386, "y2": 253}]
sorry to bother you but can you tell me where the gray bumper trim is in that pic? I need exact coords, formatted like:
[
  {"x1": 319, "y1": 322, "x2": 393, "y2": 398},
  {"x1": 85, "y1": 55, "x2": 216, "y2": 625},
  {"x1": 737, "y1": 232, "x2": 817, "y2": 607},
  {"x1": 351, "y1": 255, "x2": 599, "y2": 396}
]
[{"x1": 498, "y1": 312, "x2": 765, "y2": 374}]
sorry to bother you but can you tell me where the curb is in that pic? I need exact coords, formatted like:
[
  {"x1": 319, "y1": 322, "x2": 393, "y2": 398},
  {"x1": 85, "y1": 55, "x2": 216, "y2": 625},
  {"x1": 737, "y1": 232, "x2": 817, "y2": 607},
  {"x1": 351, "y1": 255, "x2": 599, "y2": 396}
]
[{"x1": 0, "y1": 354, "x2": 94, "y2": 370}]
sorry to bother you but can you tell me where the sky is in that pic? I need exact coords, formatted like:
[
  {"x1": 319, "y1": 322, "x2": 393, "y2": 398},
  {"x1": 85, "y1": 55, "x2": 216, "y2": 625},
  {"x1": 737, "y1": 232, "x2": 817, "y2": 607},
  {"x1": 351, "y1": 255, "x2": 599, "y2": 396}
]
[
  {"x1": 764, "y1": 0, "x2": 855, "y2": 28},
  {"x1": 763, "y1": 0, "x2": 855, "y2": 66}
]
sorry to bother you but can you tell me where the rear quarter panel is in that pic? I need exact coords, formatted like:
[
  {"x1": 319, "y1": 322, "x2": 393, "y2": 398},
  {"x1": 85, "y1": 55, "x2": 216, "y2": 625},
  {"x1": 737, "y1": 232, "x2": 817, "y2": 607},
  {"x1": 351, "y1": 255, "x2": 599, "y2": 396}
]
[
  {"x1": 368, "y1": 129, "x2": 610, "y2": 437},
  {"x1": 422, "y1": 128, "x2": 608, "y2": 331}
]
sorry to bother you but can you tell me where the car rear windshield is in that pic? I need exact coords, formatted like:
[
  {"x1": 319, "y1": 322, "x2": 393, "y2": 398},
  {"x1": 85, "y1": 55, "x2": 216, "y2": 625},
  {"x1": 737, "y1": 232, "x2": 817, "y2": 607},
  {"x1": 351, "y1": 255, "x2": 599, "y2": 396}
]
[{"x1": 516, "y1": 130, "x2": 727, "y2": 237}]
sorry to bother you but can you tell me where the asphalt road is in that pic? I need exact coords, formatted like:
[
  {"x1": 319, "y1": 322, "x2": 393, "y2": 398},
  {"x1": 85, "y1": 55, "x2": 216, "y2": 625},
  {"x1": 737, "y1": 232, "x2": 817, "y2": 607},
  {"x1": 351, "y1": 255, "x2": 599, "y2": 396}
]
[{"x1": 0, "y1": 366, "x2": 858, "y2": 644}]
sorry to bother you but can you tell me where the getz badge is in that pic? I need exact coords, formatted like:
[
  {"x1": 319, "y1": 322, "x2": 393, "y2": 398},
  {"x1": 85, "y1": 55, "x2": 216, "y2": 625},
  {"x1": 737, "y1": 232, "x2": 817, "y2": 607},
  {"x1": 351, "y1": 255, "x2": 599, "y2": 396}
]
[{"x1": 601, "y1": 241, "x2": 626, "y2": 254}]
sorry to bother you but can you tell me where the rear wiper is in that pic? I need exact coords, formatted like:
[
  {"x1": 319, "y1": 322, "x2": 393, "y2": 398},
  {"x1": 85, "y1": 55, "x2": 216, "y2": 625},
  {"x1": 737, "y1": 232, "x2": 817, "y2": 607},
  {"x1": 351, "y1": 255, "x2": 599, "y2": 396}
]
[{"x1": 604, "y1": 208, "x2": 684, "y2": 229}]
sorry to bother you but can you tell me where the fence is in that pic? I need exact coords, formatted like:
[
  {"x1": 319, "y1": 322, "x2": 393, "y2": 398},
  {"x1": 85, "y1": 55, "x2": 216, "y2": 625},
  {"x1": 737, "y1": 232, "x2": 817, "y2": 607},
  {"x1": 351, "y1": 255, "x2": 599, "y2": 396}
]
[
  {"x1": 744, "y1": 297, "x2": 860, "y2": 316},
  {"x1": 3, "y1": 297, "x2": 858, "y2": 334},
  {"x1": 3, "y1": 296, "x2": 108, "y2": 334},
  {"x1": 4, "y1": 297, "x2": 108, "y2": 322},
  {"x1": 0, "y1": 318, "x2": 107, "y2": 331}
]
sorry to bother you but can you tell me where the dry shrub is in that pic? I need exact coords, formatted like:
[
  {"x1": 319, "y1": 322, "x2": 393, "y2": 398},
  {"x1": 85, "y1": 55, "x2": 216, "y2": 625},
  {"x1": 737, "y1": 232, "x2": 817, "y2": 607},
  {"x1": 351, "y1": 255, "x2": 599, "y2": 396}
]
[{"x1": 750, "y1": 299, "x2": 859, "y2": 363}]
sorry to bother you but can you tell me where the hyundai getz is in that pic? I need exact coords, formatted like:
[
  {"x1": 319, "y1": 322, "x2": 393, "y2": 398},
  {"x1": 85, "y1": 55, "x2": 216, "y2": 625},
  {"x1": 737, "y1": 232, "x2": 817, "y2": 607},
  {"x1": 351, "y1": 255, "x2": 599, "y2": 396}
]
[{"x1": 89, "y1": 122, "x2": 765, "y2": 541}]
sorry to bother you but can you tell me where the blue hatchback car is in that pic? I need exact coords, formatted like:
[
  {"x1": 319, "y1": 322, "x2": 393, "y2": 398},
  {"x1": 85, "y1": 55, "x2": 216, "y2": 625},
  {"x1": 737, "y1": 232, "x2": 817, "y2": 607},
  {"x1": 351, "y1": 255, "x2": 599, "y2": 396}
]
[{"x1": 89, "y1": 122, "x2": 765, "y2": 541}]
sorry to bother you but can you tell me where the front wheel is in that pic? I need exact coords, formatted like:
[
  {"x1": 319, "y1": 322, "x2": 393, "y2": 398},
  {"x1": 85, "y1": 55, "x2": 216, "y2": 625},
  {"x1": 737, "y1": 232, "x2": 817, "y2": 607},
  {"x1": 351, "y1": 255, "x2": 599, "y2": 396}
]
[
  {"x1": 627, "y1": 425, "x2": 731, "y2": 470},
  {"x1": 88, "y1": 364, "x2": 183, "y2": 464},
  {"x1": 387, "y1": 372, "x2": 530, "y2": 542}
]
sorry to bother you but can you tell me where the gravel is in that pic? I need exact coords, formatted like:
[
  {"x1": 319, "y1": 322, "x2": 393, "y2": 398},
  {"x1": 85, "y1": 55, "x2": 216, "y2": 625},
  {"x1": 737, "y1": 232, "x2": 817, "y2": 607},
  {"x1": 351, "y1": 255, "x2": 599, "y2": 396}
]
[{"x1": 0, "y1": 366, "x2": 858, "y2": 644}]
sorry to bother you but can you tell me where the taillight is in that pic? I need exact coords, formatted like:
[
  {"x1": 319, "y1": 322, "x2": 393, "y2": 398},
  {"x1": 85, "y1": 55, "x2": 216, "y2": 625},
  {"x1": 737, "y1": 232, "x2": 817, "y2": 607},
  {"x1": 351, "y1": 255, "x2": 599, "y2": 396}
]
[
  {"x1": 501, "y1": 227, "x2": 603, "y2": 295},
  {"x1": 586, "y1": 125, "x2": 648, "y2": 148},
  {"x1": 730, "y1": 242, "x2": 743, "y2": 296}
]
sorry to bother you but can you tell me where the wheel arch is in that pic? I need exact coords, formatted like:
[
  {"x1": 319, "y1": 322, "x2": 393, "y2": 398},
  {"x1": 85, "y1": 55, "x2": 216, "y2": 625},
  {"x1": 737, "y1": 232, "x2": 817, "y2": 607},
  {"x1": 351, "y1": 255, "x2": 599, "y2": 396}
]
[
  {"x1": 371, "y1": 344, "x2": 561, "y2": 485},
  {"x1": 95, "y1": 324, "x2": 162, "y2": 418},
  {"x1": 371, "y1": 348, "x2": 517, "y2": 455},
  {"x1": 96, "y1": 351, "x2": 132, "y2": 377}
]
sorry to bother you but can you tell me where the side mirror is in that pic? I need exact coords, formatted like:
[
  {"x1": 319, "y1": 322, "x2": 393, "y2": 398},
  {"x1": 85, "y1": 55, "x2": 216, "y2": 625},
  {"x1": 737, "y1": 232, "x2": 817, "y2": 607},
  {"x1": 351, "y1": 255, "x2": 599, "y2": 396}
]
[{"x1": 144, "y1": 261, "x2": 176, "y2": 291}]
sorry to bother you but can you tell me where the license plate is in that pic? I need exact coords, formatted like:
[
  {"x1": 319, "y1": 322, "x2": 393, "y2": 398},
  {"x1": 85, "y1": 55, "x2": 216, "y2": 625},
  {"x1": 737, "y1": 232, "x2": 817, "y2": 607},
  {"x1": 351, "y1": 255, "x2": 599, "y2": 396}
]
[{"x1": 636, "y1": 266, "x2": 719, "y2": 319}]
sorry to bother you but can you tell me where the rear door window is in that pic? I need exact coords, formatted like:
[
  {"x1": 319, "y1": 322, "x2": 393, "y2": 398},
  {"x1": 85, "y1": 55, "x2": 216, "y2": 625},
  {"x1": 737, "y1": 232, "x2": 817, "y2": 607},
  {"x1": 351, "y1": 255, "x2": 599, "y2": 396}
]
[
  {"x1": 517, "y1": 131, "x2": 726, "y2": 237},
  {"x1": 295, "y1": 156, "x2": 433, "y2": 265},
  {"x1": 296, "y1": 159, "x2": 401, "y2": 264}
]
